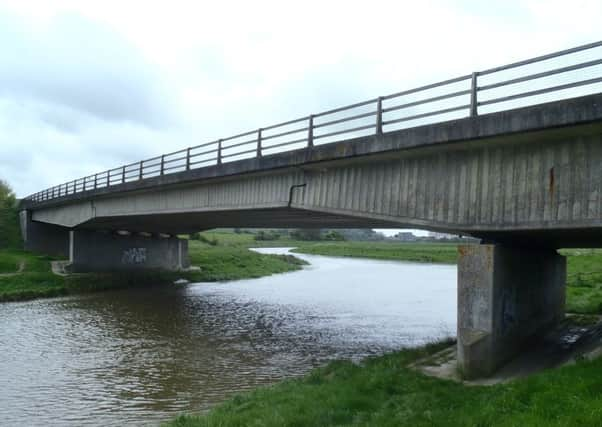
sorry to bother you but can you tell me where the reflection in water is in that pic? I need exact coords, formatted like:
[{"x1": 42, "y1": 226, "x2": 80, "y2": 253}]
[{"x1": 0, "y1": 248, "x2": 456, "y2": 426}]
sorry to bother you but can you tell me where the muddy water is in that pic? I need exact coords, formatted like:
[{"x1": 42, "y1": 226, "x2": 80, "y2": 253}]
[{"x1": 0, "y1": 248, "x2": 456, "y2": 426}]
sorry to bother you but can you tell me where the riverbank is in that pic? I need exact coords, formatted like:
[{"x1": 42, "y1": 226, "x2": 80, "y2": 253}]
[
  {"x1": 292, "y1": 241, "x2": 458, "y2": 263},
  {"x1": 166, "y1": 336, "x2": 602, "y2": 426},
  {"x1": 0, "y1": 242, "x2": 306, "y2": 302}
]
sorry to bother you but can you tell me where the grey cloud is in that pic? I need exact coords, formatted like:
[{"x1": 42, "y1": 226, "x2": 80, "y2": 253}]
[{"x1": 0, "y1": 11, "x2": 172, "y2": 129}]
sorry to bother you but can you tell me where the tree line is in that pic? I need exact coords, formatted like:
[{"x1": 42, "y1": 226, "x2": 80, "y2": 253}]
[{"x1": 0, "y1": 180, "x2": 21, "y2": 249}]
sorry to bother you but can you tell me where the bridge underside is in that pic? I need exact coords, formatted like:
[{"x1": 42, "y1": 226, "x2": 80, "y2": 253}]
[
  {"x1": 75, "y1": 207, "x2": 400, "y2": 233},
  {"x1": 67, "y1": 207, "x2": 602, "y2": 248}
]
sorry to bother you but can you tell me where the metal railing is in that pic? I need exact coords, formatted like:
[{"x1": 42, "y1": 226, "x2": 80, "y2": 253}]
[{"x1": 25, "y1": 41, "x2": 602, "y2": 203}]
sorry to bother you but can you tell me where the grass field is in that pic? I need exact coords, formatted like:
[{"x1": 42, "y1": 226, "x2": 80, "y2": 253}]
[{"x1": 291, "y1": 241, "x2": 458, "y2": 264}]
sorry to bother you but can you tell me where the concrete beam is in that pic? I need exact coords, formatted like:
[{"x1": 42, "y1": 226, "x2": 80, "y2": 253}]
[{"x1": 457, "y1": 244, "x2": 565, "y2": 379}]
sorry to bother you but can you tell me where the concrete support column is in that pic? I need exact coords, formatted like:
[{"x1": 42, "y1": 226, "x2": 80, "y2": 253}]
[
  {"x1": 457, "y1": 244, "x2": 566, "y2": 379},
  {"x1": 70, "y1": 230, "x2": 190, "y2": 273},
  {"x1": 20, "y1": 210, "x2": 70, "y2": 257}
]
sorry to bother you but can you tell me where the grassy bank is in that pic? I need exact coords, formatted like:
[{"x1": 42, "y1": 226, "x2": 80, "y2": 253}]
[
  {"x1": 166, "y1": 338, "x2": 602, "y2": 427},
  {"x1": 291, "y1": 241, "x2": 458, "y2": 264},
  {"x1": 563, "y1": 249, "x2": 602, "y2": 314},
  {"x1": 0, "y1": 242, "x2": 306, "y2": 303},
  {"x1": 187, "y1": 240, "x2": 307, "y2": 281}
]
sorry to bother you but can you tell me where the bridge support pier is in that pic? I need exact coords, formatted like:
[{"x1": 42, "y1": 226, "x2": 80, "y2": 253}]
[
  {"x1": 457, "y1": 244, "x2": 566, "y2": 379},
  {"x1": 20, "y1": 210, "x2": 70, "y2": 257},
  {"x1": 69, "y1": 230, "x2": 190, "y2": 273}
]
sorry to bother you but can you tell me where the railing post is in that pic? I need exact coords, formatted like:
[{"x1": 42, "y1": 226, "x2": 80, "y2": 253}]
[
  {"x1": 470, "y1": 72, "x2": 479, "y2": 117},
  {"x1": 186, "y1": 148, "x2": 191, "y2": 171},
  {"x1": 83, "y1": 176, "x2": 87, "y2": 191},
  {"x1": 94, "y1": 174, "x2": 98, "y2": 189},
  {"x1": 376, "y1": 97, "x2": 383, "y2": 135},
  {"x1": 122, "y1": 166, "x2": 126, "y2": 183},
  {"x1": 257, "y1": 128, "x2": 262, "y2": 157},
  {"x1": 139, "y1": 160, "x2": 144, "y2": 180},
  {"x1": 72, "y1": 180, "x2": 76, "y2": 194},
  {"x1": 106, "y1": 170, "x2": 110, "y2": 187},
  {"x1": 307, "y1": 115, "x2": 314, "y2": 148},
  {"x1": 160, "y1": 155, "x2": 165, "y2": 175},
  {"x1": 217, "y1": 139, "x2": 223, "y2": 165}
]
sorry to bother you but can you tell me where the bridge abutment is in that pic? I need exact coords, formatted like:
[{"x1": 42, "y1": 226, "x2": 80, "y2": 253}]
[
  {"x1": 20, "y1": 211, "x2": 190, "y2": 272},
  {"x1": 69, "y1": 230, "x2": 190, "y2": 273},
  {"x1": 457, "y1": 244, "x2": 566, "y2": 379},
  {"x1": 20, "y1": 210, "x2": 70, "y2": 257}
]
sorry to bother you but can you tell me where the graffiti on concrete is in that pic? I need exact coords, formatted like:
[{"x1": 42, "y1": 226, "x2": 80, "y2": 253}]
[{"x1": 122, "y1": 248, "x2": 147, "y2": 265}]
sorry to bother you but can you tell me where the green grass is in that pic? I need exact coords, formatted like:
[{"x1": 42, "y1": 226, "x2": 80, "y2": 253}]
[
  {"x1": 561, "y1": 249, "x2": 602, "y2": 314},
  {"x1": 0, "y1": 249, "x2": 56, "y2": 273},
  {"x1": 291, "y1": 241, "x2": 459, "y2": 264},
  {"x1": 187, "y1": 241, "x2": 306, "y2": 281},
  {"x1": 165, "y1": 339, "x2": 602, "y2": 427}
]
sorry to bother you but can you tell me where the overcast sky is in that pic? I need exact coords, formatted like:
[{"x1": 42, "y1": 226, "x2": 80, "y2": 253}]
[{"x1": 1, "y1": 1, "x2": 601, "y2": 231}]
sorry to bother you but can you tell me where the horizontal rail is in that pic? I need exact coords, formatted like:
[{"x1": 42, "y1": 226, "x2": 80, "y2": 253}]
[
  {"x1": 479, "y1": 59, "x2": 602, "y2": 91},
  {"x1": 314, "y1": 123, "x2": 375, "y2": 140},
  {"x1": 314, "y1": 111, "x2": 377, "y2": 129},
  {"x1": 221, "y1": 139, "x2": 256, "y2": 150},
  {"x1": 262, "y1": 116, "x2": 309, "y2": 131},
  {"x1": 383, "y1": 89, "x2": 471, "y2": 113},
  {"x1": 383, "y1": 104, "x2": 470, "y2": 126},
  {"x1": 478, "y1": 77, "x2": 602, "y2": 107},
  {"x1": 383, "y1": 74, "x2": 472, "y2": 100},
  {"x1": 479, "y1": 40, "x2": 602, "y2": 76},
  {"x1": 313, "y1": 98, "x2": 378, "y2": 118},
  {"x1": 24, "y1": 40, "x2": 602, "y2": 204},
  {"x1": 221, "y1": 147, "x2": 258, "y2": 159},
  {"x1": 262, "y1": 126, "x2": 308, "y2": 141},
  {"x1": 262, "y1": 137, "x2": 308, "y2": 150}
]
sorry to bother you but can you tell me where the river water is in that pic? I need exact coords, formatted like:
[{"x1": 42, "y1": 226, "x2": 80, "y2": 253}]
[{"x1": 0, "y1": 248, "x2": 457, "y2": 426}]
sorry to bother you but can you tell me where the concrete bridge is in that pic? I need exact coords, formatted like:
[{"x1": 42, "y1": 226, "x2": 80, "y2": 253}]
[{"x1": 20, "y1": 41, "x2": 602, "y2": 378}]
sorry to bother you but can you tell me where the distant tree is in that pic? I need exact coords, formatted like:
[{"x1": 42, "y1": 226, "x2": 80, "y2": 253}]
[
  {"x1": 253, "y1": 230, "x2": 280, "y2": 241},
  {"x1": 0, "y1": 180, "x2": 22, "y2": 249},
  {"x1": 323, "y1": 230, "x2": 345, "y2": 241},
  {"x1": 335, "y1": 229, "x2": 385, "y2": 241},
  {"x1": 290, "y1": 229, "x2": 322, "y2": 241}
]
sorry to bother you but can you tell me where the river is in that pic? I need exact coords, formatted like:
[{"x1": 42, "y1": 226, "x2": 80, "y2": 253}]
[{"x1": 0, "y1": 248, "x2": 457, "y2": 426}]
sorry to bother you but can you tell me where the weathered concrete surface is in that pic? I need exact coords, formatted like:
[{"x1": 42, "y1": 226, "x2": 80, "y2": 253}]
[
  {"x1": 20, "y1": 211, "x2": 70, "y2": 257},
  {"x1": 69, "y1": 230, "x2": 189, "y2": 273},
  {"x1": 457, "y1": 244, "x2": 565, "y2": 379},
  {"x1": 27, "y1": 128, "x2": 602, "y2": 247}
]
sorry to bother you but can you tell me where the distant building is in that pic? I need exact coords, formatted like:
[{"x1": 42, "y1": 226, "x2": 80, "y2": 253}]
[
  {"x1": 393, "y1": 231, "x2": 417, "y2": 242},
  {"x1": 428, "y1": 231, "x2": 454, "y2": 240}
]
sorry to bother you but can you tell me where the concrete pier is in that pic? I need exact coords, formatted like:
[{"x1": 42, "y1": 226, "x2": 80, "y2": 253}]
[
  {"x1": 457, "y1": 244, "x2": 566, "y2": 379},
  {"x1": 20, "y1": 211, "x2": 70, "y2": 257},
  {"x1": 21, "y1": 211, "x2": 190, "y2": 272},
  {"x1": 69, "y1": 230, "x2": 190, "y2": 273}
]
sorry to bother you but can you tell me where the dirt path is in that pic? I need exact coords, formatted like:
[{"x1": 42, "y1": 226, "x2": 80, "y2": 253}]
[{"x1": 0, "y1": 260, "x2": 26, "y2": 277}]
